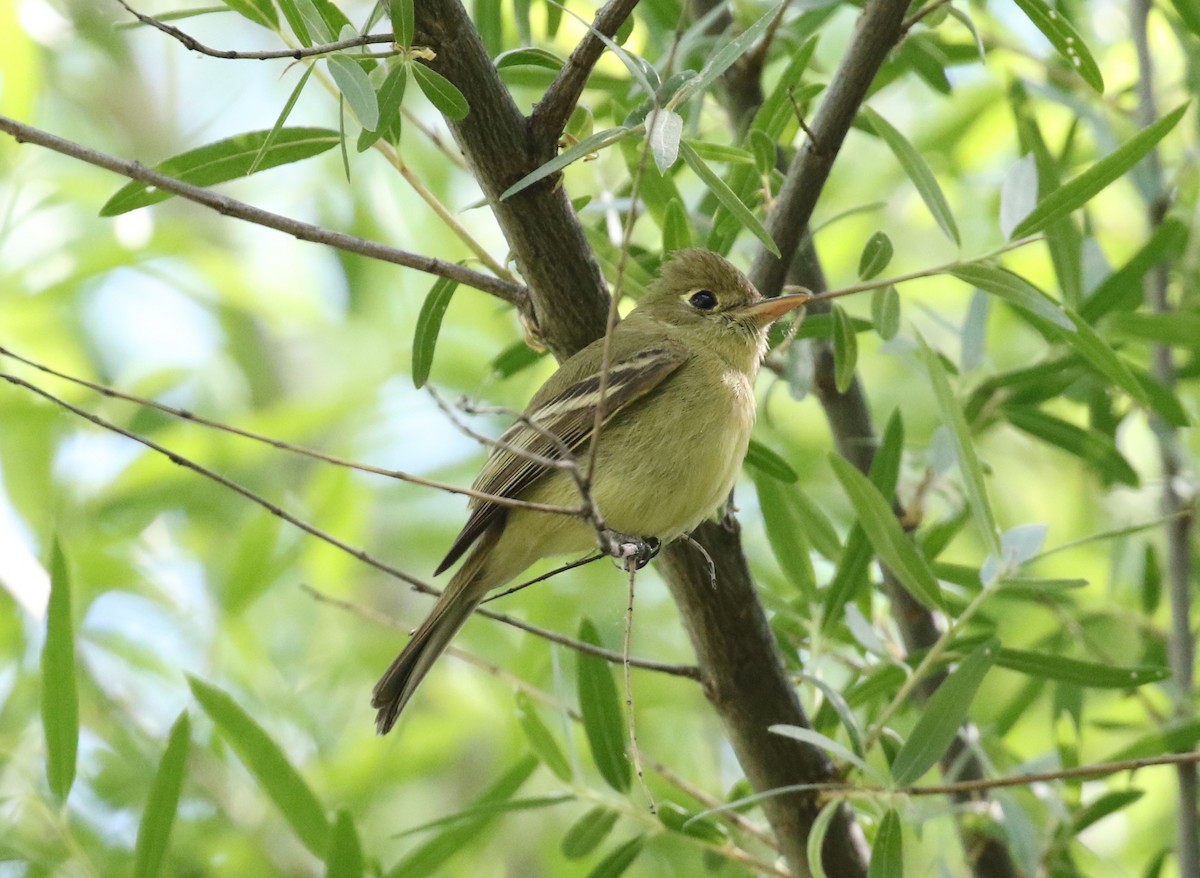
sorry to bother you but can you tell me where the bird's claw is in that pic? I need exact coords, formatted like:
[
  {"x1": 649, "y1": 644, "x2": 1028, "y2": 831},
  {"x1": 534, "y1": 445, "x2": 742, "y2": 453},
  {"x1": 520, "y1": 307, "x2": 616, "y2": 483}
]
[{"x1": 600, "y1": 530, "x2": 661, "y2": 571}]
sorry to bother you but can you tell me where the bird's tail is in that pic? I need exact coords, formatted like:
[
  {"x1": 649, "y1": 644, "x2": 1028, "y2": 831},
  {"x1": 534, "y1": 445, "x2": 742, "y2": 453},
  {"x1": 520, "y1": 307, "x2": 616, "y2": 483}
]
[{"x1": 371, "y1": 528, "x2": 500, "y2": 734}]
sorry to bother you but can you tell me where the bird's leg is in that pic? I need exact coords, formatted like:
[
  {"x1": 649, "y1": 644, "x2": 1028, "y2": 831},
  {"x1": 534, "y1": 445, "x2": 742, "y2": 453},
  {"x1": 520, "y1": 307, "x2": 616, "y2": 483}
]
[
  {"x1": 599, "y1": 530, "x2": 661, "y2": 571},
  {"x1": 719, "y1": 490, "x2": 741, "y2": 534}
]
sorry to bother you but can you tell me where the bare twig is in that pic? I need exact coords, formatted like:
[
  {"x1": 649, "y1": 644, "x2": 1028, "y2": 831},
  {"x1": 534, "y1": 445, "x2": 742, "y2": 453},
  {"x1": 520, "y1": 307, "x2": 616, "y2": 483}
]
[
  {"x1": 624, "y1": 564, "x2": 657, "y2": 814},
  {"x1": 0, "y1": 114, "x2": 528, "y2": 306}
]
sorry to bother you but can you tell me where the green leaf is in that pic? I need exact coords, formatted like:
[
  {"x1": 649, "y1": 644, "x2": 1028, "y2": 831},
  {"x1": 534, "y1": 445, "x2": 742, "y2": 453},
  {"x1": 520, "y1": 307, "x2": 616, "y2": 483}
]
[
  {"x1": 327, "y1": 56, "x2": 379, "y2": 131},
  {"x1": 832, "y1": 304, "x2": 858, "y2": 393},
  {"x1": 751, "y1": 35, "x2": 818, "y2": 140},
  {"x1": 770, "y1": 724, "x2": 872, "y2": 775},
  {"x1": 411, "y1": 275, "x2": 459, "y2": 389},
  {"x1": 188, "y1": 676, "x2": 330, "y2": 856},
  {"x1": 586, "y1": 836, "x2": 644, "y2": 878},
  {"x1": 743, "y1": 438, "x2": 797, "y2": 482},
  {"x1": 829, "y1": 455, "x2": 943, "y2": 610},
  {"x1": 291, "y1": 0, "x2": 334, "y2": 42},
  {"x1": 667, "y1": 1, "x2": 785, "y2": 108},
  {"x1": 1141, "y1": 542, "x2": 1161, "y2": 614},
  {"x1": 515, "y1": 691, "x2": 571, "y2": 781},
  {"x1": 221, "y1": 0, "x2": 278, "y2": 29},
  {"x1": 1012, "y1": 103, "x2": 1189, "y2": 238},
  {"x1": 277, "y1": 0, "x2": 312, "y2": 45},
  {"x1": 359, "y1": 62, "x2": 408, "y2": 151},
  {"x1": 679, "y1": 140, "x2": 780, "y2": 257},
  {"x1": 868, "y1": 810, "x2": 903, "y2": 878},
  {"x1": 386, "y1": 756, "x2": 538, "y2": 878},
  {"x1": 411, "y1": 63, "x2": 469, "y2": 120},
  {"x1": 806, "y1": 801, "x2": 840, "y2": 878},
  {"x1": 858, "y1": 231, "x2": 893, "y2": 280},
  {"x1": 1166, "y1": 0, "x2": 1200, "y2": 37},
  {"x1": 392, "y1": 796, "x2": 570, "y2": 839},
  {"x1": 501, "y1": 126, "x2": 634, "y2": 200},
  {"x1": 661, "y1": 197, "x2": 691, "y2": 254},
  {"x1": 657, "y1": 802, "x2": 726, "y2": 843},
  {"x1": 1105, "y1": 311, "x2": 1200, "y2": 348},
  {"x1": 1073, "y1": 789, "x2": 1144, "y2": 834},
  {"x1": 753, "y1": 472, "x2": 816, "y2": 595},
  {"x1": 1054, "y1": 307, "x2": 1150, "y2": 406},
  {"x1": 42, "y1": 539, "x2": 78, "y2": 802},
  {"x1": 949, "y1": 263, "x2": 1072, "y2": 330},
  {"x1": 871, "y1": 285, "x2": 900, "y2": 340},
  {"x1": 390, "y1": 0, "x2": 414, "y2": 47},
  {"x1": 890, "y1": 639, "x2": 999, "y2": 786},
  {"x1": 995, "y1": 648, "x2": 1169, "y2": 688},
  {"x1": 132, "y1": 711, "x2": 191, "y2": 878},
  {"x1": 252, "y1": 65, "x2": 316, "y2": 172},
  {"x1": 1012, "y1": 0, "x2": 1104, "y2": 92},
  {"x1": 491, "y1": 341, "x2": 546, "y2": 378},
  {"x1": 862, "y1": 107, "x2": 960, "y2": 245},
  {"x1": 324, "y1": 810, "x2": 364, "y2": 878},
  {"x1": 495, "y1": 47, "x2": 564, "y2": 70},
  {"x1": 100, "y1": 127, "x2": 339, "y2": 215},
  {"x1": 683, "y1": 141, "x2": 755, "y2": 165},
  {"x1": 749, "y1": 129, "x2": 776, "y2": 175},
  {"x1": 918, "y1": 338, "x2": 1001, "y2": 556},
  {"x1": 576, "y1": 620, "x2": 630, "y2": 792},
  {"x1": 561, "y1": 808, "x2": 619, "y2": 859},
  {"x1": 1004, "y1": 407, "x2": 1138, "y2": 486},
  {"x1": 646, "y1": 109, "x2": 683, "y2": 172}
]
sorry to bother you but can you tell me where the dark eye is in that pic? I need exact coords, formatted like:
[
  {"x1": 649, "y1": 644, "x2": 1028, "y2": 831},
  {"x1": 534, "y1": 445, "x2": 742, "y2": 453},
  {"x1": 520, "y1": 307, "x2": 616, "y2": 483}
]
[{"x1": 688, "y1": 289, "x2": 717, "y2": 310}]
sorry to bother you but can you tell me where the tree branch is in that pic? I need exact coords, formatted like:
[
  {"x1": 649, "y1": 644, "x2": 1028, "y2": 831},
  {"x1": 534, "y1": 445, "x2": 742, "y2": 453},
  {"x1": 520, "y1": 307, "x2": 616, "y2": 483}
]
[{"x1": 0, "y1": 115, "x2": 528, "y2": 307}]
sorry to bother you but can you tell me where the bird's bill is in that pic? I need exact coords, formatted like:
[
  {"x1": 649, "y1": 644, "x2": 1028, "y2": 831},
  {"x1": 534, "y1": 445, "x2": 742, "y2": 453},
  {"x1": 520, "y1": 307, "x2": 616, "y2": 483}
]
[{"x1": 736, "y1": 293, "x2": 811, "y2": 325}]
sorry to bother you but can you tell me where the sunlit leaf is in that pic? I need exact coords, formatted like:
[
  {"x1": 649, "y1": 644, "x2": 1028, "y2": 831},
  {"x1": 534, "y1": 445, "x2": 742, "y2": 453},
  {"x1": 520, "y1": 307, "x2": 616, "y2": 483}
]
[
  {"x1": 502, "y1": 127, "x2": 634, "y2": 200},
  {"x1": 1012, "y1": 0, "x2": 1104, "y2": 92},
  {"x1": 667, "y1": 1, "x2": 785, "y2": 108}
]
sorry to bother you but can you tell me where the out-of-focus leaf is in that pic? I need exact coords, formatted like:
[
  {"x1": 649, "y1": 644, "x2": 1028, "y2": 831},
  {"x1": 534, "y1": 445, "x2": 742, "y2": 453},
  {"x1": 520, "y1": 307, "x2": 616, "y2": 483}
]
[
  {"x1": 411, "y1": 275, "x2": 459, "y2": 389},
  {"x1": 327, "y1": 55, "x2": 379, "y2": 131},
  {"x1": 491, "y1": 341, "x2": 546, "y2": 378},
  {"x1": 806, "y1": 801, "x2": 840, "y2": 878},
  {"x1": 949, "y1": 263, "x2": 1072, "y2": 330},
  {"x1": 829, "y1": 455, "x2": 943, "y2": 610},
  {"x1": 515, "y1": 691, "x2": 571, "y2": 781},
  {"x1": 221, "y1": 0, "x2": 278, "y2": 29},
  {"x1": 1054, "y1": 307, "x2": 1150, "y2": 406},
  {"x1": 667, "y1": 1, "x2": 784, "y2": 107},
  {"x1": 996, "y1": 649, "x2": 1168, "y2": 688},
  {"x1": 411, "y1": 63, "x2": 469, "y2": 120},
  {"x1": 770, "y1": 724, "x2": 871, "y2": 774},
  {"x1": 749, "y1": 129, "x2": 776, "y2": 174},
  {"x1": 1012, "y1": 0, "x2": 1104, "y2": 92},
  {"x1": 42, "y1": 539, "x2": 77, "y2": 802},
  {"x1": 858, "y1": 231, "x2": 893, "y2": 280},
  {"x1": 101, "y1": 128, "x2": 339, "y2": 215},
  {"x1": 1141, "y1": 542, "x2": 1161, "y2": 614},
  {"x1": 999, "y1": 154, "x2": 1038, "y2": 238},
  {"x1": 662, "y1": 197, "x2": 691, "y2": 254},
  {"x1": 358, "y1": 61, "x2": 408, "y2": 151},
  {"x1": 187, "y1": 676, "x2": 330, "y2": 856},
  {"x1": 657, "y1": 802, "x2": 726, "y2": 843},
  {"x1": 1106, "y1": 311, "x2": 1200, "y2": 348},
  {"x1": 1012, "y1": 104, "x2": 1189, "y2": 238},
  {"x1": 1004, "y1": 407, "x2": 1138, "y2": 486},
  {"x1": 277, "y1": 0, "x2": 313, "y2": 44},
  {"x1": 1073, "y1": 789, "x2": 1144, "y2": 834},
  {"x1": 253, "y1": 65, "x2": 316, "y2": 171},
  {"x1": 324, "y1": 810, "x2": 364, "y2": 878},
  {"x1": 587, "y1": 836, "x2": 645, "y2": 878},
  {"x1": 684, "y1": 141, "x2": 755, "y2": 165},
  {"x1": 562, "y1": 808, "x2": 619, "y2": 859},
  {"x1": 577, "y1": 620, "x2": 630, "y2": 792},
  {"x1": 392, "y1": 796, "x2": 570, "y2": 839},
  {"x1": 495, "y1": 47, "x2": 564, "y2": 70},
  {"x1": 868, "y1": 810, "x2": 903, "y2": 878},
  {"x1": 862, "y1": 107, "x2": 960, "y2": 245},
  {"x1": 744, "y1": 439, "x2": 798, "y2": 482},
  {"x1": 832, "y1": 304, "x2": 858, "y2": 393},
  {"x1": 750, "y1": 35, "x2": 818, "y2": 139},
  {"x1": 502, "y1": 127, "x2": 633, "y2": 200},
  {"x1": 1166, "y1": 0, "x2": 1200, "y2": 36},
  {"x1": 890, "y1": 639, "x2": 999, "y2": 785},
  {"x1": 679, "y1": 140, "x2": 780, "y2": 256},
  {"x1": 800, "y1": 672, "x2": 864, "y2": 757},
  {"x1": 132, "y1": 712, "x2": 190, "y2": 878},
  {"x1": 871, "y1": 285, "x2": 900, "y2": 340},
  {"x1": 753, "y1": 472, "x2": 816, "y2": 595}
]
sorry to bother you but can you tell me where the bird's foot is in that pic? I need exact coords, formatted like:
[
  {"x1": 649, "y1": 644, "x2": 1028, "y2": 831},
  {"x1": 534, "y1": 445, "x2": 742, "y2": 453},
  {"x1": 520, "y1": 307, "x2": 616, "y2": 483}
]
[{"x1": 599, "y1": 530, "x2": 661, "y2": 571}]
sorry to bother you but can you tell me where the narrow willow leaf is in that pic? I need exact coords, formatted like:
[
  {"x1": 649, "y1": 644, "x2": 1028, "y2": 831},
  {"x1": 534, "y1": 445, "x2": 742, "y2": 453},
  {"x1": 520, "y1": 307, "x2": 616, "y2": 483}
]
[
  {"x1": 1166, "y1": 0, "x2": 1200, "y2": 36},
  {"x1": 391, "y1": 796, "x2": 570, "y2": 839},
  {"x1": 359, "y1": 62, "x2": 408, "y2": 151},
  {"x1": 662, "y1": 197, "x2": 691, "y2": 254},
  {"x1": 1106, "y1": 311, "x2": 1200, "y2": 348},
  {"x1": 683, "y1": 141, "x2": 755, "y2": 165},
  {"x1": 999, "y1": 154, "x2": 1038, "y2": 238},
  {"x1": 1004, "y1": 407, "x2": 1139, "y2": 486},
  {"x1": 390, "y1": 0, "x2": 413, "y2": 46},
  {"x1": 222, "y1": 0, "x2": 278, "y2": 29},
  {"x1": 800, "y1": 672, "x2": 864, "y2": 757},
  {"x1": 751, "y1": 35, "x2": 819, "y2": 139},
  {"x1": 657, "y1": 802, "x2": 726, "y2": 843},
  {"x1": 252, "y1": 65, "x2": 315, "y2": 172},
  {"x1": 1056, "y1": 307, "x2": 1150, "y2": 406},
  {"x1": 187, "y1": 676, "x2": 330, "y2": 856},
  {"x1": 42, "y1": 539, "x2": 78, "y2": 802},
  {"x1": 577, "y1": 620, "x2": 630, "y2": 792},
  {"x1": 770, "y1": 724, "x2": 871, "y2": 774},
  {"x1": 495, "y1": 47, "x2": 564, "y2": 70},
  {"x1": 950, "y1": 263, "x2": 1072, "y2": 330},
  {"x1": 679, "y1": 140, "x2": 780, "y2": 256},
  {"x1": 832, "y1": 304, "x2": 858, "y2": 393},
  {"x1": 753, "y1": 472, "x2": 816, "y2": 595},
  {"x1": 646, "y1": 109, "x2": 683, "y2": 172},
  {"x1": 829, "y1": 455, "x2": 943, "y2": 609},
  {"x1": 1012, "y1": 0, "x2": 1104, "y2": 92},
  {"x1": 744, "y1": 438, "x2": 798, "y2": 482},
  {"x1": 1074, "y1": 790, "x2": 1144, "y2": 834},
  {"x1": 411, "y1": 276, "x2": 459, "y2": 389},
  {"x1": 749, "y1": 129, "x2": 776, "y2": 175},
  {"x1": 890, "y1": 639, "x2": 999, "y2": 786},
  {"x1": 1141, "y1": 542, "x2": 1161, "y2": 614},
  {"x1": 474, "y1": 0, "x2": 502, "y2": 54},
  {"x1": 562, "y1": 808, "x2": 619, "y2": 859},
  {"x1": 132, "y1": 712, "x2": 191, "y2": 878},
  {"x1": 543, "y1": 0, "x2": 653, "y2": 96},
  {"x1": 868, "y1": 810, "x2": 903, "y2": 878},
  {"x1": 324, "y1": 810, "x2": 364, "y2": 878},
  {"x1": 501, "y1": 127, "x2": 633, "y2": 200},
  {"x1": 667, "y1": 1, "x2": 785, "y2": 108},
  {"x1": 515, "y1": 691, "x2": 571, "y2": 781},
  {"x1": 1012, "y1": 104, "x2": 1189, "y2": 238},
  {"x1": 995, "y1": 648, "x2": 1169, "y2": 688},
  {"x1": 862, "y1": 107, "x2": 960, "y2": 245},
  {"x1": 492, "y1": 341, "x2": 545, "y2": 378},
  {"x1": 871, "y1": 285, "x2": 900, "y2": 340},
  {"x1": 587, "y1": 836, "x2": 644, "y2": 878},
  {"x1": 101, "y1": 128, "x2": 339, "y2": 215},
  {"x1": 918, "y1": 338, "x2": 1001, "y2": 555},
  {"x1": 386, "y1": 757, "x2": 537, "y2": 878},
  {"x1": 858, "y1": 231, "x2": 893, "y2": 280},
  {"x1": 277, "y1": 0, "x2": 312, "y2": 45},
  {"x1": 806, "y1": 801, "x2": 840, "y2": 878},
  {"x1": 411, "y1": 63, "x2": 469, "y2": 120},
  {"x1": 327, "y1": 55, "x2": 379, "y2": 131},
  {"x1": 291, "y1": 0, "x2": 334, "y2": 42}
]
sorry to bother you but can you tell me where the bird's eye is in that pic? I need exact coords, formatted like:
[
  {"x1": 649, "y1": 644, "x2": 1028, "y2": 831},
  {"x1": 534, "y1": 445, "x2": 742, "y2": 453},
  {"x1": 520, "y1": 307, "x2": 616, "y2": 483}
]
[{"x1": 688, "y1": 289, "x2": 717, "y2": 310}]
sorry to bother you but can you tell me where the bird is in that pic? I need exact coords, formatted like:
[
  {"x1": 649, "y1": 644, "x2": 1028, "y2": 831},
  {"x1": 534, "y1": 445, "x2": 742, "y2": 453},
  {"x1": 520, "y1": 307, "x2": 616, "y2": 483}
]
[{"x1": 372, "y1": 248, "x2": 808, "y2": 733}]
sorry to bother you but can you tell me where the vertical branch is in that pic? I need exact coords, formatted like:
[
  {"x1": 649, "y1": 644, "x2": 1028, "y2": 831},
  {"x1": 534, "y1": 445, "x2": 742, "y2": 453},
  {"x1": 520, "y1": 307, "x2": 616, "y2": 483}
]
[{"x1": 1131, "y1": 1, "x2": 1199, "y2": 873}]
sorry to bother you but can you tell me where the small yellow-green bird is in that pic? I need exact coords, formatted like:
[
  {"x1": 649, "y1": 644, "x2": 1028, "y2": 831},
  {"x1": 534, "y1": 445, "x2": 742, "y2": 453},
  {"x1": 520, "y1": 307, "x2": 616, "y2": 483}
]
[{"x1": 372, "y1": 248, "x2": 807, "y2": 733}]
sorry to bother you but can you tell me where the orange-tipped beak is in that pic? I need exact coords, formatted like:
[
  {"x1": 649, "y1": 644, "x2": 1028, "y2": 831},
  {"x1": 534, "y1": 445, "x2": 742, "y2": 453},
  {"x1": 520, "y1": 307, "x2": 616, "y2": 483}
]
[{"x1": 737, "y1": 292, "x2": 811, "y2": 325}]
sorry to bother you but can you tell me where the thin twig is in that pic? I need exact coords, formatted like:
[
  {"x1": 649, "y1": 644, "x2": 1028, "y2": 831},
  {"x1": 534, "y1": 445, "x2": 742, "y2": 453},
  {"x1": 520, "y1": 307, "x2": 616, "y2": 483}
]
[
  {"x1": 624, "y1": 564, "x2": 657, "y2": 814},
  {"x1": 0, "y1": 114, "x2": 528, "y2": 306},
  {"x1": 116, "y1": 0, "x2": 398, "y2": 60},
  {"x1": 482, "y1": 553, "x2": 604, "y2": 603}
]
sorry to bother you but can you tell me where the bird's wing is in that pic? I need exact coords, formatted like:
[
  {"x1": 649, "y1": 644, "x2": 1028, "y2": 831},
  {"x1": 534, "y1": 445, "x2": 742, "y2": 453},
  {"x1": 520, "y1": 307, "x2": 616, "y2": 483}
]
[{"x1": 435, "y1": 345, "x2": 688, "y2": 575}]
